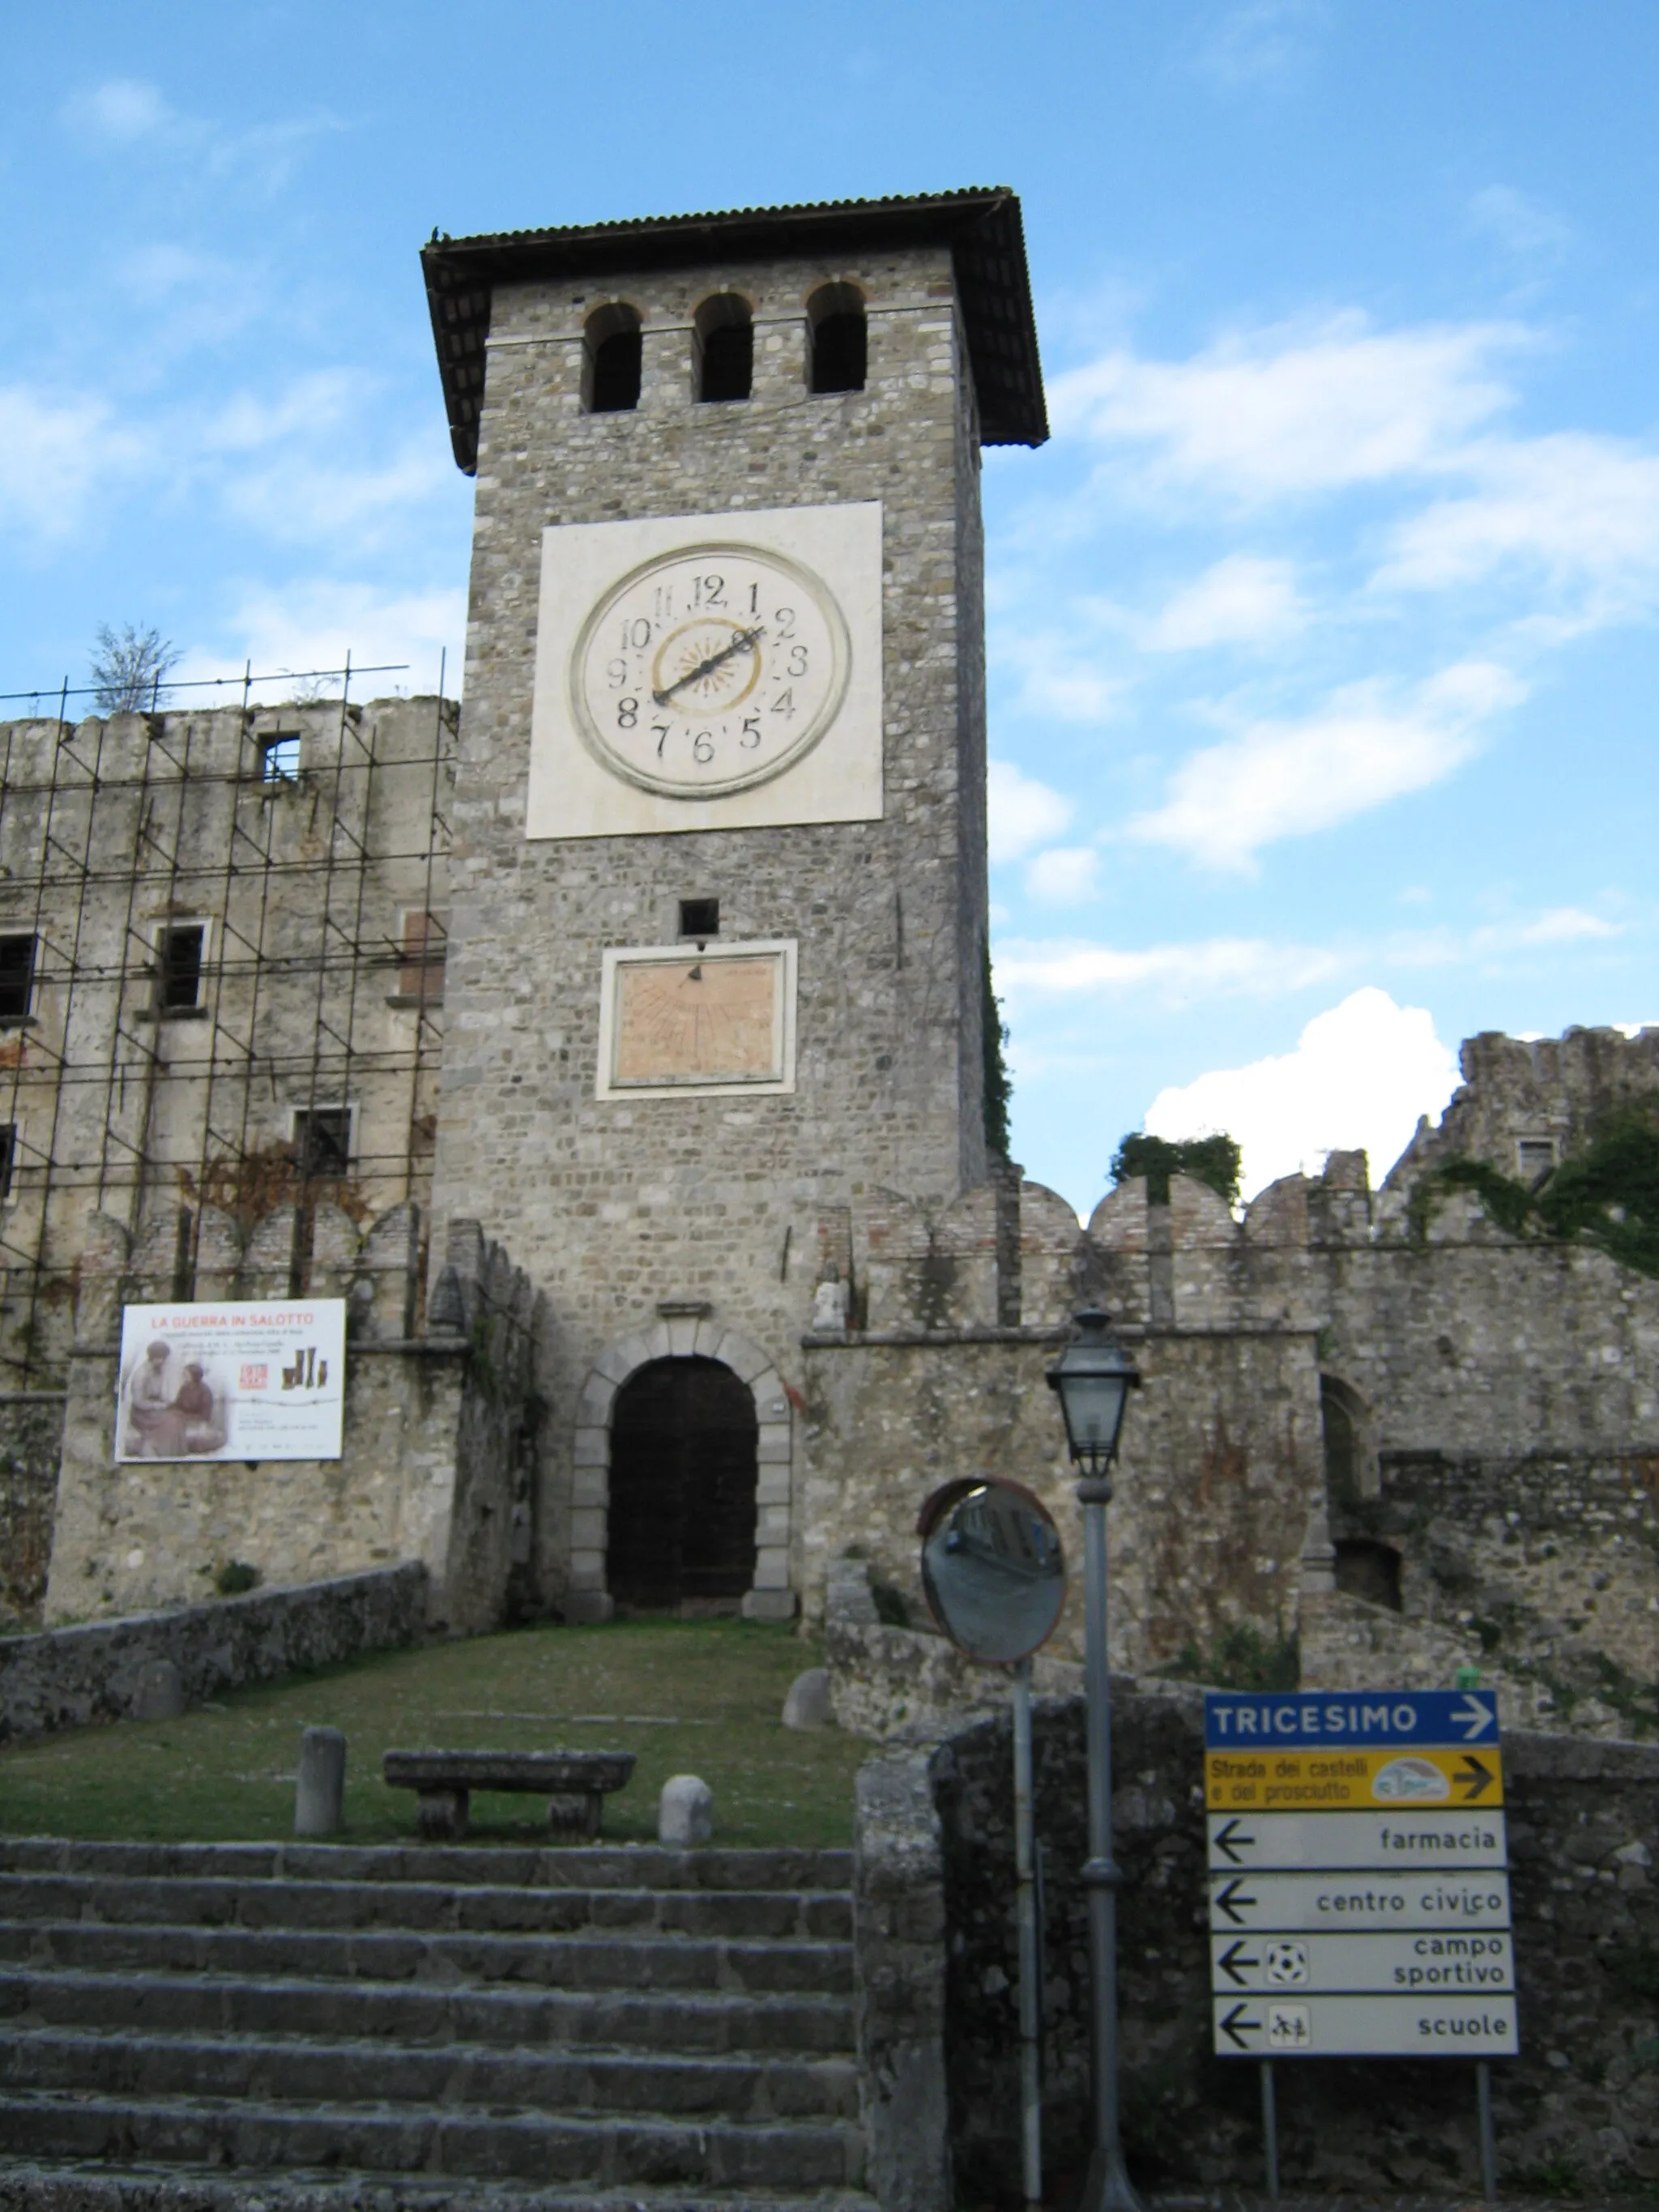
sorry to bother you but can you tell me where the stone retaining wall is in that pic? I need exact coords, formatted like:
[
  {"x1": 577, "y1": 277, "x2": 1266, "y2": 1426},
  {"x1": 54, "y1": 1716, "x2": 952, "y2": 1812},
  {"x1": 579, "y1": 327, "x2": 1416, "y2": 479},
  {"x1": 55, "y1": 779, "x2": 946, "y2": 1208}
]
[
  {"x1": 0, "y1": 1562, "x2": 428, "y2": 1747},
  {"x1": 854, "y1": 1689, "x2": 1658, "y2": 2208}
]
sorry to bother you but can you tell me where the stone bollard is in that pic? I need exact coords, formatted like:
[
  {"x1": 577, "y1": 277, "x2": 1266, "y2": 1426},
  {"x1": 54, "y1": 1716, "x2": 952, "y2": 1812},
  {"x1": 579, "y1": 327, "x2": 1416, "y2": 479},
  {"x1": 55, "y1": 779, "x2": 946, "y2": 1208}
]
[
  {"x1": 132, "y1": 1660, "x2": 186, "y2": 1722},
  {"x1": 782, "y1": 1667, "x2": 834, "y2": 1730},
  {"x1": 295, "y1": 1726, "x2": 348, "y2": 1837},
  {"x1": 659, "y1": 1774, "x2": 714, "y2": 1848}
]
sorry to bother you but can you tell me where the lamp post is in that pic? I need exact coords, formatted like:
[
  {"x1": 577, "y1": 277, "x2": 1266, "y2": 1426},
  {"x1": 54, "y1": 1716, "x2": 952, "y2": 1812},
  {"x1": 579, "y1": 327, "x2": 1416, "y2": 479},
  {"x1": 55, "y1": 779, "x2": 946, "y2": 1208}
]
[{"x1": 1047, "y1": 1308, "x2": 1144, "y2": 2212}]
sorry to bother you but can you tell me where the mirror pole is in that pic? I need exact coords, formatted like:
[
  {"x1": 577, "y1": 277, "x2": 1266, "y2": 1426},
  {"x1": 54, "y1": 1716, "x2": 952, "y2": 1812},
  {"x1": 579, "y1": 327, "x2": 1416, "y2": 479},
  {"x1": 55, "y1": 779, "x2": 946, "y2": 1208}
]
[
  {"x1": 1077, "y1": 1465, "x2": 1146, "y2": 2212},
  {"x1": 1013, "y1": 1655, "x2": 1043, "y2": 2212}
]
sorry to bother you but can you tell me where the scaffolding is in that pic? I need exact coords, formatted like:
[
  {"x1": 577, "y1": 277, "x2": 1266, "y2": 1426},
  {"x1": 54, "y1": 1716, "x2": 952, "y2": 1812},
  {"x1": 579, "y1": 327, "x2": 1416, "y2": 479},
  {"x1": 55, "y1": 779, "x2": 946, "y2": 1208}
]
[{"x1": 0, "y1": 659, "x2": 457, "y2": 1388}]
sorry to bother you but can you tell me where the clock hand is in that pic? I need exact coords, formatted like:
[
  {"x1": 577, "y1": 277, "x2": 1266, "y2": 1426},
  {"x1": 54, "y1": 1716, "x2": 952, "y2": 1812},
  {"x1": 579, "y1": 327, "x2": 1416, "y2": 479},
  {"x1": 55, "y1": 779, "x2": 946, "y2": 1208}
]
[{"x1": 652, "y1": 624, "x2": 765, "y2": 708}]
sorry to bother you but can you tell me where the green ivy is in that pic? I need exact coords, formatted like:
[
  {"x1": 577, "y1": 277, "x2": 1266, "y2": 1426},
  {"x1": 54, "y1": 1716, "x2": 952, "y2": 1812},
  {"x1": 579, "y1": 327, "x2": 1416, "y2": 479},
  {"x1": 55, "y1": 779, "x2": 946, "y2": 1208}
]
[
  {"x1": 1408, "y1": 1104, "x2": 1659, "y2": 1280},
  {"x1": 1111, "y1": 1130, "x2": 1241, "y2": 1208},
  {"x1": 981, "y1": 941, "x2": 1012, "y2": 1160}
]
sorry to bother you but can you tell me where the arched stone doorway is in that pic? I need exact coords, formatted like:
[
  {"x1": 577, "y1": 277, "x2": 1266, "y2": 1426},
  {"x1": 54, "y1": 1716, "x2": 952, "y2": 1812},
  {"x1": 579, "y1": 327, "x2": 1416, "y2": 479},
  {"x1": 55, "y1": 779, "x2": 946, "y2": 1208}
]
[
  {"x1": 568, "y1": 1312, "x2": 795, "y2": 1622},
  {"x1": 608, "y1": 1357, "x2": 757, "y2": 1611}
]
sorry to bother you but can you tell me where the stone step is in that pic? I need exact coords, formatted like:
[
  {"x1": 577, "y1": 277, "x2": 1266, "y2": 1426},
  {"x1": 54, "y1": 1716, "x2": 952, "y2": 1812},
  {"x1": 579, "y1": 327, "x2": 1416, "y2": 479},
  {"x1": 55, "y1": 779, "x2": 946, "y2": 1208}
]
[
  {"x1": 0, "y1": 2091, "x2": 865, "y2": 2192},
  {"x1": 0, "y1": 1873, "x2": 851, "y2": 1943},
  {"x1": 0, "y1": 1970, "x2": 855, "y2": 2053},
  {"x1": 0, "y1": 1841, "x2": 853, "y2": 1894},
  {"x1": 0, "y1": 1921, "x2": 854, "y2": 1995},
  {"x1": 0, "y1": 2160, "x2": 879, "y2": 2212},
  {"x1": 0, "y1": 2028, "x2": 861, "y2": 2120}
]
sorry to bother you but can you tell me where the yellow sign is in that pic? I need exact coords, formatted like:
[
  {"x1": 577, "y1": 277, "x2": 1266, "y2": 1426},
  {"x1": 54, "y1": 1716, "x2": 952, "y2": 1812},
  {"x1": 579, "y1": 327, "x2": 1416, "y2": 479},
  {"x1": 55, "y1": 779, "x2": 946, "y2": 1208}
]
[{"x1": 1206, "y1": 1746, "x2": 1504, "y2": 1813}]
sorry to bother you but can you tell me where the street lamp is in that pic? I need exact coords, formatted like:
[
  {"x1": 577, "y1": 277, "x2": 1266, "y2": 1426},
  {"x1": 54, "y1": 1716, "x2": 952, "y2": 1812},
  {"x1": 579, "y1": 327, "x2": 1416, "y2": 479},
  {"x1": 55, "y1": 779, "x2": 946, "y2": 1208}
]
[{"x1": 1047, "y1": 1309, "x2": 1144, "y2": 2212}]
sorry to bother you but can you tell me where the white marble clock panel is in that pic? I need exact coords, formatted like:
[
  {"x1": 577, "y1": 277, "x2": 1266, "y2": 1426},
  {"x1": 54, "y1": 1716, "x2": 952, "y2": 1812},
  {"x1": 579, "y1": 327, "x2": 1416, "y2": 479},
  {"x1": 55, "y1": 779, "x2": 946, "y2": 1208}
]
[{"x1": 527, "y1": 501, "x2": 882, "y2": 840}]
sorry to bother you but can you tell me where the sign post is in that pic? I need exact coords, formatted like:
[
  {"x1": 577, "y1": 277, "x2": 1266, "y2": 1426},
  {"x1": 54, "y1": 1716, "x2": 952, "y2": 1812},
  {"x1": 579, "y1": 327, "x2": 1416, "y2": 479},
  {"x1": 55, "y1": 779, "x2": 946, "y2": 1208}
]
[{"x1": 1205, "y1": 1689, "x2": 1513, "y2": 2201}]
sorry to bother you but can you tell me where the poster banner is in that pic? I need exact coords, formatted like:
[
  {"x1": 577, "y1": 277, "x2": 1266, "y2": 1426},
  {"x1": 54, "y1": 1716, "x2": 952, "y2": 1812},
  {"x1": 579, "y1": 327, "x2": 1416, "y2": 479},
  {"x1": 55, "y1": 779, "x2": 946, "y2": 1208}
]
[{"x1": 115, "y1": 1302, "x2": 346, "y2": 1464}]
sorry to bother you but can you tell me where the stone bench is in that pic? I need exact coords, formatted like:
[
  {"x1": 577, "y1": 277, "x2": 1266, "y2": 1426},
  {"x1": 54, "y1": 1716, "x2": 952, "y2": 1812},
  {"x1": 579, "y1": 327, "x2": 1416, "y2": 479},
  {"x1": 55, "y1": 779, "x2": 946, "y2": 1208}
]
[{"x1": 382, "y1": 1749, "x2": 637, "y2": 1841}]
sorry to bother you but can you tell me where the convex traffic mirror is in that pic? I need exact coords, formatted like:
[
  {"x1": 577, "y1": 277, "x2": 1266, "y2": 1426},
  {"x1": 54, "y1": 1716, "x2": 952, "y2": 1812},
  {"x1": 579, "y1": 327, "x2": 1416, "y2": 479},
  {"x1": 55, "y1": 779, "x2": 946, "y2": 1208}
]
[{"x1": 917, "y1": 1478, "x2": 1067, "y2": 1666}]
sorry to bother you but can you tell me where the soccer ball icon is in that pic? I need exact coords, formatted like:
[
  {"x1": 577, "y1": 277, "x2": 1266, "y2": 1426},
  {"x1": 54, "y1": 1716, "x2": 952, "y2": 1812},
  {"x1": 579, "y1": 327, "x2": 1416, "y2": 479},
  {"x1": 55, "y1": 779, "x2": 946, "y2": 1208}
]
[{"x1": 1265, "y1": 1941, "x2": 1308, "y2": 1985}]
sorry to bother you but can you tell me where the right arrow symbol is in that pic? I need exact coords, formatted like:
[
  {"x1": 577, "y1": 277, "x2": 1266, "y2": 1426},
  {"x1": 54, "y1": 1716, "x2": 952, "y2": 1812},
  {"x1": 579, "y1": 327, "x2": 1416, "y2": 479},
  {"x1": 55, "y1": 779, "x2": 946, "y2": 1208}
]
[
  {"x1": 1218, "y1": 1940, "x2": 1260, "y2": 1987},
  {"x1": 1213, "y1": 1878, "x2": 1259, "y2": 1925},
  {"x1": 1457, "y1": 1754, "x2": 1496, "y2": 1801},
  {"x1": 1219, "y1": 2002, "x2": 1261, "y2": 2050}
]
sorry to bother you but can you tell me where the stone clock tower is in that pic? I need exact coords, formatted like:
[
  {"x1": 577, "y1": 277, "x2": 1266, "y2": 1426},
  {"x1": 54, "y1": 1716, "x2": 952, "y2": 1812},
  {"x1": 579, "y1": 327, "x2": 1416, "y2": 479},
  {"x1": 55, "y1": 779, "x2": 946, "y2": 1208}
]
[{"x1": 421, "y1": 192, "x2": 1046, "y2": 1620}]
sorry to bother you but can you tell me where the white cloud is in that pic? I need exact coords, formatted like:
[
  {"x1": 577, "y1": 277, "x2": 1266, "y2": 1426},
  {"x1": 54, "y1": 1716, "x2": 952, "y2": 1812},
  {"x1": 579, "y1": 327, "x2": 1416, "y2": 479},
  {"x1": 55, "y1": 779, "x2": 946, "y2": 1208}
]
[
  {"x1": 1376, "y1": 433, "x2": 1659, "y2": 618},
  {"x1": 0, "y1": 386, "x2": 151, "y2": 538},
  {"x1": 181, "y1": 582, "x2": 467, "y2": 702},
  {"x1": 1026, "y1": 847, "x2": 1098, "y2": 905},
  {"x1": 1467, "y1": 185, "x2": 1572, "y2": 267},
  {"x1": 1192, "y1": 0, "x2": 1328, "y2": 90},
  {"x1": 987, "y1": 760, "x2": 1073, "y2": 862},
  {"x1": 1128, "y1": 661, "x2": 1525, "y2": 871},
  {"x1": 1143, "y1": 987, "x2": 1460, "y2": 1197},
  {"x1": 1145, "y1": 554, "x2": 1307, "y2": 650},
  {"x1": 1050, "y1": 313, "x2": 1520, "y2": 505},
  {"x1": 995, "y1": 934, "x2": 1343, "y2": 1004},
  {"x1": 58, "y1": 79, "x2": 342, "y2": 193},
  {"x1": 61, "y1": 79, "x2": 174, "y2": 143}
]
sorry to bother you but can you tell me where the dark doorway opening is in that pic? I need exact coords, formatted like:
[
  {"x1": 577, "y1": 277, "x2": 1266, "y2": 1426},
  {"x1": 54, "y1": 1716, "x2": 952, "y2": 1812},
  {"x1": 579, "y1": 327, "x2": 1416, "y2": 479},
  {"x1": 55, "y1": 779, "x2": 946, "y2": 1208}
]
[
  {"x1": 608, "y1": 1357, "x2": 757, "y2": 1612},
  {"x1": 1334, "y1": 1536, "x2": 1403, "y2": 1613}
]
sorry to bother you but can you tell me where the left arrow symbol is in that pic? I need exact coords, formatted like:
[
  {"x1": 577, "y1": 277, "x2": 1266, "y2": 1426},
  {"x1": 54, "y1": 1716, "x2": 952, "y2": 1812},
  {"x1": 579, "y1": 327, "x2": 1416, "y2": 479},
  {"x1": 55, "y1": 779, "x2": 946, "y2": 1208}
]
[
  {"x1": 1213, "y1": 1819, "x2": 1256, "y2": 1865},
  {"x1": 1218, "y1": 1941, "x2": 1260, "y2": 1987},
  {"x1": 1213, "y1": 1878, "x2": 1258, "y2": 1925},
  {"x1": 1219, "y1": 2003, "x2": 1261, "y2": 2050}
]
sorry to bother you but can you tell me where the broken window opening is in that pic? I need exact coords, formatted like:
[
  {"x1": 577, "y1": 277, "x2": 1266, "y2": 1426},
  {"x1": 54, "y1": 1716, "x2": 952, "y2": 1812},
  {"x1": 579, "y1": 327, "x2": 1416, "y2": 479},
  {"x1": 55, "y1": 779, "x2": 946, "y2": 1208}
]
[
  {"x1": 157, "y1": 923, "x2": 206, "y2": 1012},
  {"x1": 294, "y1": 1106, "x2": 352, "y2": 1178},
  {"x1": 258, "y1": 734, "x2": 301, "y2": 782},
  {"x1": 397, "y1": 909, "x2": 448, "y2": 1004},
  {"x1": 0, "y1": 936, "x2": 36, "y2": 1022}
]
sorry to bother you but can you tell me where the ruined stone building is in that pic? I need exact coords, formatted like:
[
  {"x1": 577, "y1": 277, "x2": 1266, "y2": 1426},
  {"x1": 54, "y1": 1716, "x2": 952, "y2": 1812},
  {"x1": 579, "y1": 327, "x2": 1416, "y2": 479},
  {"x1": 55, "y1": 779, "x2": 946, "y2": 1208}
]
[{"x1": 0, "y1": 190, "x2": 1653, "y2": 1735}]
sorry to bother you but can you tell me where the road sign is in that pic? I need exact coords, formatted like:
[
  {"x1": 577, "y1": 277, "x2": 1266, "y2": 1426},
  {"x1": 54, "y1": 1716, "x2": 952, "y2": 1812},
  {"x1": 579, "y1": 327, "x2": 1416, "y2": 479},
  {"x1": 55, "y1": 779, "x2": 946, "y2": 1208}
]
[
  {"x1": 1212, "y1": 1995, "x2": 1518, "y2": 2057},
  {"x1": 1204, "y1": 1690, "x2": 1499, "y2": 1748},
  {"x1": 1209, "y1": 1930, "x2": 1516, "y2": 1995},
  {"x1": 1206, "y1": 1745, "x2": 1503, "y2": 1812},
  {"x1": 1205, "y1": 1687, "x2": 1516, "y2": 2061},
  {"x1": 1209, "y1": 1870, "x2": 1511, "y2": 1933},
  {"x1": 1207, "y1": 1810, "x2": 1508, "y2": 1869}
]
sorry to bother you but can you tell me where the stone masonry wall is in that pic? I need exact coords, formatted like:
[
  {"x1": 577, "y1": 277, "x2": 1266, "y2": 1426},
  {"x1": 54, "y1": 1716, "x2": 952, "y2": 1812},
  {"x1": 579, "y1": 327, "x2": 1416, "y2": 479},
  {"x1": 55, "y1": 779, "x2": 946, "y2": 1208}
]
[
  {"x1": 0, "y1": 1562, "x2": 427, "y2": 1747},
  {"x1": 0, "y1": 1398, "x2": 67, "y2": 1630},
  {"x1": 916, "y1": 1690, "x2": 1659, "y2": 2204},
  {"x1": 431, "y1": 241, "x2": 992, "y2": 1617},
  {"x1": 41, "y1": 1200, "x2": 539, "y2": 1636},
  {"x1": 799, "y1": 1323, "x2": 1323, "y2": 1675},
  {"x1": 0, "y1": 697, "x2": 454, "y2": 1392}
]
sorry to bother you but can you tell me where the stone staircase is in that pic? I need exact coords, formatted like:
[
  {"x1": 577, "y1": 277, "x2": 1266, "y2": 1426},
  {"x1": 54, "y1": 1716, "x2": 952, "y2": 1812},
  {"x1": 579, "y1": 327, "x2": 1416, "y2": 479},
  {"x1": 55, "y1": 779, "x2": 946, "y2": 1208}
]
[{"x1": 0, "y1": 1839, "x2": 872, "y2": 2210}]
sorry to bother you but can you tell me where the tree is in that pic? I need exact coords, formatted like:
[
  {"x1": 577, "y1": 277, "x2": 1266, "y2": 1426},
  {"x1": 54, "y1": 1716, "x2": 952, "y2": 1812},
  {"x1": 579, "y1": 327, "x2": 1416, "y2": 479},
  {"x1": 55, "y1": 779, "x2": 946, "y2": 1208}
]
[
  {"x1": 90, "y1": 624, "x2": 179, "y2": 714},
  {"x1": 982, "y1": 942, "x2": 1012, "y2": 1159},
  {"x1": 1110, "y1": 1130, "x2": 1241, "y2": 1208}
]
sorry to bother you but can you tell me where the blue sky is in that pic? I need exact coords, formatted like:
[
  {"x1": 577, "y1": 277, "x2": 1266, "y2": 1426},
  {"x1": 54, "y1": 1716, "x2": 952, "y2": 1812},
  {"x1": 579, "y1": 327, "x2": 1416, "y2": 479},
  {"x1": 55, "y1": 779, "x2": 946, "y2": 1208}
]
[{"x1": 5, "y1": 2, "x2": 1657, "y2": 1211}]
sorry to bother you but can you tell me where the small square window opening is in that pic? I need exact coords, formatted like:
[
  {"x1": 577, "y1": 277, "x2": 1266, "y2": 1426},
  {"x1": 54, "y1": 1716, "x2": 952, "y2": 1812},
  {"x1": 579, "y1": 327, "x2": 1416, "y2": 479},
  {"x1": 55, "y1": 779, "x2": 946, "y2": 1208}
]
[
  {"x1": 259, "y1": 734, "x2": 301, "y2": 782},
  {"x1": 678, "y1": 898, "x2": 719, "y2": 940},
  {"x1": 158, "y1": 924, "x2": 206, "y2": 1012},
  {"x1": 0, "y1": 936, "x2": 36, "y2": 1021},
  {"x1": 1517, "y1": 1136, "x2": 1557, "y2": 1182},
  {"x1": 294, "y1": 1106, "x2": 352, "y2": 1178}
]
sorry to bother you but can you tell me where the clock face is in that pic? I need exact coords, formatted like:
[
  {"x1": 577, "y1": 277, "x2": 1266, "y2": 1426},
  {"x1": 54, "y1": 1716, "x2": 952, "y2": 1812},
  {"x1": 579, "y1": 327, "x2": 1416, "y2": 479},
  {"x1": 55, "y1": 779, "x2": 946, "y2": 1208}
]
[{"x1": 569, "y1": 542, "x2": 851, "y2": 798}]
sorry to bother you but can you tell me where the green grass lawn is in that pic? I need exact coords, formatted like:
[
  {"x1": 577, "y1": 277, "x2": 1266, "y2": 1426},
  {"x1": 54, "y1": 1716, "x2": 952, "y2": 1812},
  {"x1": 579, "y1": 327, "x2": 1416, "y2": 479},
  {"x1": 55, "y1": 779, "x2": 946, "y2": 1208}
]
[{"x1": 0, "y1": 1618, "x2": 867, "y2": 1848}]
